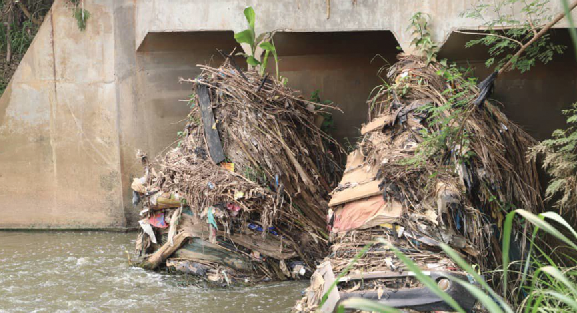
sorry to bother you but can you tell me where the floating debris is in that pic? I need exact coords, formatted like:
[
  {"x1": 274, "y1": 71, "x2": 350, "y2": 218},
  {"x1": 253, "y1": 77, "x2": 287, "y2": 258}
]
[
  {"x1": 296, "y1": 55, "x2": 542, "y2": 312},
  {"x1": 132, "y1": 60, "x2": 342, "y2": 284}
]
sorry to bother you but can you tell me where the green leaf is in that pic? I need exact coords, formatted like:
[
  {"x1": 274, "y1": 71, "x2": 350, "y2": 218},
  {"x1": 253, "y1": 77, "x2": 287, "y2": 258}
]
[
  {"x1": 540, "y1": 211, "x2": 577, "y2": 243},
  {"x1": 448, "y1": 276, "x2": 504, "y2": 313},
  {"x1": 540, "y1": 266, "x2": 577, "y2": 297},
  {"x1": 539, "y1": 290, "x2": 577, "y2": 310},
  {"x1": 246, "y1": 56, "x2": 261, "y2": 66},
  {"x1": 259, "y1": 41, "x2": 276, "y2": 51},
  {"x1": 234, "y1": 29, "x2": 254, "y2": 47},
  {"x1": 244, "y1": 6, "x2": 256, "y2": 29},
  {"x1": 440, "y1": 243, "x2": 514, "y2": 313},
  {"x1": 260, "y1": 50, "x2": 270, "y2": 76},
  {"x1": 503, "y1": 209, "x2": 577, "y2": 295},
  {"x1": 378, "y1": 239, "x2": 466, "y2": 313}
]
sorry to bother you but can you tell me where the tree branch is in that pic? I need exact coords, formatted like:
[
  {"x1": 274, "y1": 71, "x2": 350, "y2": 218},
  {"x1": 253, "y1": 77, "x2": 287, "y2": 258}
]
[
  {"x1": 455, "y1": 30, "x2": 524, "y2": 47},
  {"x1": 16, "y1": 1, "x2": 41, "y2": 25},
  {"x1": 499, "y1": 0, "x2": 577, "y2": 74}
]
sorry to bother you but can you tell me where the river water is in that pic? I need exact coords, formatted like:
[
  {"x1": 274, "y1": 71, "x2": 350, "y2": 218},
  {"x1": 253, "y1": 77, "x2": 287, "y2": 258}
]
[{"x1": 0, "y1": 231, "x2": 306, "y2": 313}]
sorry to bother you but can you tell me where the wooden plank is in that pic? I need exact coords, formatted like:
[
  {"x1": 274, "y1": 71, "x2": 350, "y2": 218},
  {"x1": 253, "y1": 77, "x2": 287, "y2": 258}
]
[
  {"x1": 141, "y1": 232, "x2": 192, "y2": 270},
  {"x1": 328, "y1": 180, "x2": 382, "y2": 207},
  {"x1": 228, "y1": 233, "x2": 297, "y2": 260},
  {"x1": 174, "y1": 237, "x2": 253, "y2": 271},
  {"x1": 198, "y1": 84, "x2": 226, "y2": 163}
]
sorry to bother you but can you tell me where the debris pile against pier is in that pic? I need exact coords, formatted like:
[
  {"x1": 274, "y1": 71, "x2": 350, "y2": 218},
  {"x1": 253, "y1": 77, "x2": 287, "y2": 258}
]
[
  {"x1": 131, "y1": 60, "x2": 342, "y2": 284},
  {"x1": 295, "y1": 55, "x2": 542, "y2": 312}
]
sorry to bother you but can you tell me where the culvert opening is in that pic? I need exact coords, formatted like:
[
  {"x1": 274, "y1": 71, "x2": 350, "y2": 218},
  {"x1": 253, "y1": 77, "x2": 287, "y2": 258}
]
[
  {"x1": 272, "y1": 31, "x2": 400, "y2": 147},
  {"x1": 438, "y1": 29, "x2": 577, "y2": 141},
  {"x1": 130, "y1": 30, "x2": 402, "y2": 283},
  {"x1": 135, "y1": 31, "x2": 242, "y2": 157}
]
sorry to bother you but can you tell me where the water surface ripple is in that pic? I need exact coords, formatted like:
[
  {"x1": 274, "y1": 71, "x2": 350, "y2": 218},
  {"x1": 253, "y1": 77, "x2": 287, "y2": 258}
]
[{"x1": 0, "y1": 231, "x2": 305, "y2": 312}]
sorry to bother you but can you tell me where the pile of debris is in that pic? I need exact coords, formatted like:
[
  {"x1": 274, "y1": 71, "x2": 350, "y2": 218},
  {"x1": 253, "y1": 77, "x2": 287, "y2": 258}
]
[
  {"x1": 295, "y1": 55, "x2": 542, "y2": 312},
  {"x1": 131, "y1": 60, "x2": 342, "y2": 284}
]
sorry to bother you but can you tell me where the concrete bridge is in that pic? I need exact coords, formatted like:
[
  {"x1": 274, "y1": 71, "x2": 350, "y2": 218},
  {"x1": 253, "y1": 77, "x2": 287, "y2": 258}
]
[{"x1": 1, "y1": 0, "x2": 576, "y2": 229}]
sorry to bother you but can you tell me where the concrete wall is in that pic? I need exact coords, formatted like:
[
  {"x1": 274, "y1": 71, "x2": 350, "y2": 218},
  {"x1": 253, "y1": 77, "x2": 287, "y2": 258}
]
[
  {"x1": 273, "y1": 31, "x2": 398, "y2": 145},
  {"x1": 1, "y1": 0, "x2": 576, "y2": 228},
  {"x1": 135, "y1": 0, "x2": 577, "y2": 53},
  {"x1": 0, "y1": 0, "x2": 126, "y2": 228}
]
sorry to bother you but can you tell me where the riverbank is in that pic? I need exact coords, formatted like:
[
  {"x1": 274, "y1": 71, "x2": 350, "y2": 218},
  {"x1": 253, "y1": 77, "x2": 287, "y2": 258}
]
[{"x1": 0, "y1": 231, "x2": 306, "y2": 312}]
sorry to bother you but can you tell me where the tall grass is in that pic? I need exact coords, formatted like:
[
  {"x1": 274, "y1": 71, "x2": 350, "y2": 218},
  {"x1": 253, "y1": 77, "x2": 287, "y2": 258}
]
[{"x1": 330, "y1": 210, "x2": 577, "y2": 312}]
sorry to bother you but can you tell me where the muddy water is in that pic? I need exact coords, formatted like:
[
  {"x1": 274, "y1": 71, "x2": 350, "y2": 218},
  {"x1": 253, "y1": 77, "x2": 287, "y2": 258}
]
[{"x1": 0, "y1": 231, "x2": 306, "y2": 312}]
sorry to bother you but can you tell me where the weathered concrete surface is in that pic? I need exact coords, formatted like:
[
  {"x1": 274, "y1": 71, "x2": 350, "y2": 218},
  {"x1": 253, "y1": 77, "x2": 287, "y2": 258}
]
[
  {"x1": 135, "y1": 0, "x2": 577, "y2": 53},
  {"x1": 1, "y1": 0, "x2": 577, "y2": 228},
  {"x1": 273, "y1": 31, "x2": 399, "y2": 145},
  {"x1": 0, "y1": 0, "x2": 126, "y2": 228},
  {"x1": 118, "y1": 31, "x2": 243, "y2": 226}
]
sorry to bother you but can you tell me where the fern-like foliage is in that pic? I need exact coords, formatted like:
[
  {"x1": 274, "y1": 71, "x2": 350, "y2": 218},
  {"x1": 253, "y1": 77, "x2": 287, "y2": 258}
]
[
  {"x1": 530, "y1": 103, "x2": 577, "y2": 213},
  {"x1": 463, "y1": 0, "x2": 566, "y2": 73}
]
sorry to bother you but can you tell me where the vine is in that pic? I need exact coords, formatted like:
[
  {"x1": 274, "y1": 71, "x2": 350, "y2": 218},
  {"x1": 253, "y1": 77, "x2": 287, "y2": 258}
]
[{"x1": 68, "y1": 0, "x2": 90, "y2": 31}]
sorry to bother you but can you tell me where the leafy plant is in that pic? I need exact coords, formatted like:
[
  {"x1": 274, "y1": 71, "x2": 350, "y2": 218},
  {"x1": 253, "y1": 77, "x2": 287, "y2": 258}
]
[
  {"x1": 526, "y1": 0, "x2": 577, "y2": 216},
  {"x1": 530, "y1": 103, "x2": 577, "y2": 214},
  {"x1": 310, "y1": 89, "x2": 335, "y2": 134},
  {"x1": 233, "y1": 7, "x2": 279, "y2": 78},
  {"x1": 0, "y1": 1, "x2": 54, "y2": 97},
  {"x1": 67, "y1": 0, "x2": 90, "y2": 31},
  {"x1": 399, "y1": 61, "x2": 477, "y2": 167},
  {"x1": 408, "y1": 12, "x2": 438, "y2": 63},
  {"x1": 329, "y1": 210, "x2": 577, "y2": 312},
  {"x1": 462, "y1": 0, "x2": 566, "y2": 73}
]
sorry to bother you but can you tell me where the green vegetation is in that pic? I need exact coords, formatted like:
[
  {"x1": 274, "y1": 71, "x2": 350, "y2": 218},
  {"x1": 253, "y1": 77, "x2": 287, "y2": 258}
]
[
  {"x1": 69, "y1": 0, "x2": 90, "y2": 31},
  {"x1": 531, "y1": 103, "x2": 577, "y2": 214},
  {"x1": 233, "y1": 6, "x2": 279, "y2": 78},
  {"x1": 0, "y1": 0, "x2": 54, "y2": 96},
  {"x1": 399, "y1": 13, "x2": 479, "y2": 167},
  {"x1": 408, "y1": 12, "x2": 438, "y2": 63},
  {"x1": 310, "y1": 89, "x2": 335, "y2": 134},
  {"x1": 529, "y1": 0, "x2": 577, "y2": 216},
  {"x1": 329, "y1": 210, "x2": 577, "y2": 312},
  {"x1": 332, "y1": 2, "x2": 577, "y2": 312},
  {"x1": 462, "y1": 0, "x2": 565, "y2": 72}
]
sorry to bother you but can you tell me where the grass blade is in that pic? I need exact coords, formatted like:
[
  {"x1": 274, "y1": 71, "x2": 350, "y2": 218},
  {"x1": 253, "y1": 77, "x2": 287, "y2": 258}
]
[
  {"x1": 440, "y1": 243, "x2": 514, "y2": 313},
  {"x1": 378, "y1": 238, "x2": 466, "y2": 313},
  {"x1": 540, "y1": 266, "x2": 577, "y2": 297},
  {"x1": 337, "y1": 298, "x2": 400, "y2": 313},
  {"x1": 448, "y1": 276, "x2": 504, "y2": 313},
  {"x1": 319, "y1": 243, "x2": 373, "y2": 308},
  {"x1": 540, "y1": 290, "x2": 577, "y2": 310}
]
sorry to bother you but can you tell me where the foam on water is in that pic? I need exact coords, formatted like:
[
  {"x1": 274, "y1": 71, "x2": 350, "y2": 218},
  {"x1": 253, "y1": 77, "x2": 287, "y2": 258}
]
[{"x1": 0, "y1": 231, "x2": 306, "y2": 312}]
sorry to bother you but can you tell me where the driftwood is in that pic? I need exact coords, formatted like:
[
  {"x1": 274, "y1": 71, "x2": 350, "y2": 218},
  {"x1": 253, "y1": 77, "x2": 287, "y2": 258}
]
[
  {"x1": 198, "y1": 84, "x2": 225, "y2": 163},
  {"x1": 141, "y1": 232, "x2": 192, "y2": 270},
  {"x1": 173, "y1": 238, "x2": 253, "y2": 272}
]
